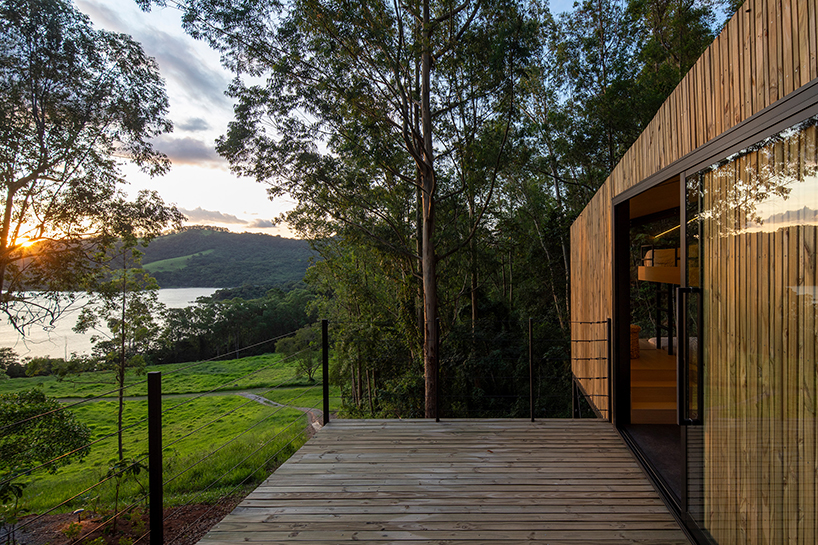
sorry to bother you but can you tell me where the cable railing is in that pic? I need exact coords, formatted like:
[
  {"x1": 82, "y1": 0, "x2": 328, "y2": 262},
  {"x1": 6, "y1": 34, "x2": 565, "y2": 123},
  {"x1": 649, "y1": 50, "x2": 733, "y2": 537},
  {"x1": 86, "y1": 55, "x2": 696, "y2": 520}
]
[
  {"x1": 1, "y1": 316, "x2": 607, "y2": 544},
  {"x1": 570, "y1": 318, "x2": 612, "y2": 420},
  {"x1": 329, "y1": 316, "x2": 610, "y2": 422},
  {"x1": 0, "y1": 323, "x2": 337, "y2": 545}
]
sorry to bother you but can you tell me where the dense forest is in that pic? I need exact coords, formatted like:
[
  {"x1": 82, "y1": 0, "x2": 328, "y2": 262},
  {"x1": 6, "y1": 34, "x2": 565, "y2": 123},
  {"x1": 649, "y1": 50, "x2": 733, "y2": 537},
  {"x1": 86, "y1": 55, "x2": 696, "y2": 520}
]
[
  {"x1": 145, "y1": 0, "x2": 736, "y2": 418},
  {"x1": 140, "y1": 226, "x2": 313, "y2": 288}
]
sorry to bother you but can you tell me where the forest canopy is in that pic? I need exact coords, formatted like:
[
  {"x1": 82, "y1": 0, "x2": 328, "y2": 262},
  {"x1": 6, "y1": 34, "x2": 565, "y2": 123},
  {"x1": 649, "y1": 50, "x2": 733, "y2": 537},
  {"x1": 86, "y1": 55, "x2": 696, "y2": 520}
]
[{"x1": 138, "y1": 0, "x2": 730, "y2": 417}]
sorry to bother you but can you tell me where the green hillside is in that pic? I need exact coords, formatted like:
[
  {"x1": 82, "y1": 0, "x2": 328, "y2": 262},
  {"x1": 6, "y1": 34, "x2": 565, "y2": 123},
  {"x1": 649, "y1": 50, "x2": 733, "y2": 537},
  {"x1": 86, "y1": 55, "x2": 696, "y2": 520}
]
[{"x1": 141, "y1": 227, "x2": 313, "y2": 288}]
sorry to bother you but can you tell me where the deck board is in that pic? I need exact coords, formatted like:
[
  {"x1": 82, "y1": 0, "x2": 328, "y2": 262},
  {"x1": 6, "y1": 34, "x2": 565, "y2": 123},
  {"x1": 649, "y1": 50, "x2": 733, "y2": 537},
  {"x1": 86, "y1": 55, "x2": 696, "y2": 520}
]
[{"x1": 198, "y1": 419, "x2": 690, "y2": 544}]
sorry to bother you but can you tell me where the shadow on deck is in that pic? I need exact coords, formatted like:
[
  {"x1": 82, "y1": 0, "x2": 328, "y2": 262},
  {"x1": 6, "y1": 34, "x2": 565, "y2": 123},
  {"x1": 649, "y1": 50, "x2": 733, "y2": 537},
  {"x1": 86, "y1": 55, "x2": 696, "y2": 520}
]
[{"x1": 198, "y1": 419, "x2": 689, "y2": 544}]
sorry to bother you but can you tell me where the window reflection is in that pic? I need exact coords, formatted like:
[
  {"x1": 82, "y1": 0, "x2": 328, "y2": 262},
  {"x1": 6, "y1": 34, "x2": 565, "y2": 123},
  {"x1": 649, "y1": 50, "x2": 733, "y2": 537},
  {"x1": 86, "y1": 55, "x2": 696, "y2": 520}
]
[
  {"x1": 700, "y1": 117, "x2": 818, "y2": 235},
  {"x1": 694, "y1": 115, "x2": 818, "y2": 542}
]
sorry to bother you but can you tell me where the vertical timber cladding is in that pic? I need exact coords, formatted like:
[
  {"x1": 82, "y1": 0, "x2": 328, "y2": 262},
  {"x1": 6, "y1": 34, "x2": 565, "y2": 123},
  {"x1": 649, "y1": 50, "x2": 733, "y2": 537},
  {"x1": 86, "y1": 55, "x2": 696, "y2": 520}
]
[
  {"x1": 570, "y1": 184, "x2": 611, "y2": 420},
  {"x1": 569, "y1": 0, "x2": 817, "y2": 418}
]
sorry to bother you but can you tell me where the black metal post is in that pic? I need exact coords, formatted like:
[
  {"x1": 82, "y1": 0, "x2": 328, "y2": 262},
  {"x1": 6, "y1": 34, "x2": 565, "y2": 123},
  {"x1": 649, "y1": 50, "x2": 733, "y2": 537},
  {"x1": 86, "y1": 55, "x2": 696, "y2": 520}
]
[
  {"x1": 322, "y1": 319, "x2": 329, "y2": 426},
  {"x1": 667, "y1": 283, "x2": 674, "y2": 355},
  {"x1": 607, "y1": 318, "x2": 612, "y2": 421},
  {"x1": 529, "y1": 317, "x2": 534, "y2": 422},
  {"x1": 655, "y1": 283, "x2": 662, "y2": 346},
  {"x1": 147, "y1": 372, "x2": 163, "y2": 545},
  {"x1": 435, "y1": 318, "x2": 440, "y2": 422}
]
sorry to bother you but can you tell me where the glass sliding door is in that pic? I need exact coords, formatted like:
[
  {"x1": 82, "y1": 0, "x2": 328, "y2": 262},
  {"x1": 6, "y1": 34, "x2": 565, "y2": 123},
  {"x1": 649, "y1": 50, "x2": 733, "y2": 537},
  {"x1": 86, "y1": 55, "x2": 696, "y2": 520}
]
[{"x1": 691, "y1": 116, "x2": 818, "y2": 543}]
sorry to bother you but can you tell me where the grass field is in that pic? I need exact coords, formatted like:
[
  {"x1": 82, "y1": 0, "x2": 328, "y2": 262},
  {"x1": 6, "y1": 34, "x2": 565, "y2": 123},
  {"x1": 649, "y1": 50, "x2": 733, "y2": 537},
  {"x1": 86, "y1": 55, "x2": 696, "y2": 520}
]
[
  {"x1": 0, "y1": 354, "x2": 309, "y2": 398},
  {"x1": 142, "y1": 249, "x2": 215, "y2": 273},
  {"x1": 1, "y1": 354, "x2": 342, "y2": 517}
]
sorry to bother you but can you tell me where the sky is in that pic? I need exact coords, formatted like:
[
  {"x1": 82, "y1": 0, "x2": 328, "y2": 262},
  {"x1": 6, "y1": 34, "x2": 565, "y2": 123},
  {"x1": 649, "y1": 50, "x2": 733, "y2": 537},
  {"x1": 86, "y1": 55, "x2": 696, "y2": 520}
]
[{"x1": 76, "y1": 0, "x2": 578, "y2": 238}]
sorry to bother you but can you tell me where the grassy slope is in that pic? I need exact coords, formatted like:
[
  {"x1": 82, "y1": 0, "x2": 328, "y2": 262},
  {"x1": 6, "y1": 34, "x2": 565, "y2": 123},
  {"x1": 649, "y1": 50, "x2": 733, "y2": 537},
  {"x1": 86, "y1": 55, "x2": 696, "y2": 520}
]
[
  {"x1": 143, "y1": 249, "x2": 215, "y2": 273},
  {"x1": 0, "y1": 355, "x2": 309, "y2": 398},
  {"x1": 2, "y1": 355, "x2": 341, "y2": 514},
  {"x1": 139, "y1": 229, "x2": 313, "y2": 288}
]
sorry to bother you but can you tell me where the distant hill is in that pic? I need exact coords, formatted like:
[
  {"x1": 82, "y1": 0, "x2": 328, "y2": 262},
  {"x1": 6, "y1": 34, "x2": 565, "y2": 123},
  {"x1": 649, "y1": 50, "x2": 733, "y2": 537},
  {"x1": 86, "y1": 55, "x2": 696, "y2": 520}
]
[{"x1": 141, "y1": 227, "x2": 314, "y2": 288}]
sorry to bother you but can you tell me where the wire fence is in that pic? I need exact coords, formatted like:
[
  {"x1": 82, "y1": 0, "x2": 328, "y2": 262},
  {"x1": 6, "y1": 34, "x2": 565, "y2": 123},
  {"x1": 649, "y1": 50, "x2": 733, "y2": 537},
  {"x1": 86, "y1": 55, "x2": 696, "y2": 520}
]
[{"x1": 570, "y1": 318, "x2": 612, "y2": 420}]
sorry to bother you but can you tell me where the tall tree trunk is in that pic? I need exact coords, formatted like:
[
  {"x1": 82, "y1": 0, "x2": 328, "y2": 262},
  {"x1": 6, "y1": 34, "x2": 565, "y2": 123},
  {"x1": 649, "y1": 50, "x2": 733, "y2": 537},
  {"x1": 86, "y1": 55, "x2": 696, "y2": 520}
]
[
  {"x1": 422, "y1": 196, "x2": 438, "y2": 419},
  {"x1": 469, "y1": 189, "x2": 477, "y2": 328},
  {"x1": 508, "y1": 249, "x2": 513, "y2": 307},
  {"x1": 421, "y1": 0, "x2": 438, "y2": 419},
  {"x1": 416, "y1": 182, "x2": 424, "y2": 342},
  {"x1": 366, "y1": 367, "x2": 374, "y2": 416}
]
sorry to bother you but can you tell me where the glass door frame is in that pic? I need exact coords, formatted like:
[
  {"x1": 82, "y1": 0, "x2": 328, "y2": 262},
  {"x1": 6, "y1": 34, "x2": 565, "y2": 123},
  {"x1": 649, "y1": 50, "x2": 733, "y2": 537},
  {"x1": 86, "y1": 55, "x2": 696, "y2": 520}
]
[{"x1": 677, "y1": 168, "x2": 704, "y2": 526}]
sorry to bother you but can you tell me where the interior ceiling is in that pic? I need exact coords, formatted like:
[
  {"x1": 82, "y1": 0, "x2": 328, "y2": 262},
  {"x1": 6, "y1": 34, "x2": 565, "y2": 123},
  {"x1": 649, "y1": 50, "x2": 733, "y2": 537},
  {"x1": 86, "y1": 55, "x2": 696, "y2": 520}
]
[{"x1": 629, "y1": 178, "x2": 680, "y2": 220}]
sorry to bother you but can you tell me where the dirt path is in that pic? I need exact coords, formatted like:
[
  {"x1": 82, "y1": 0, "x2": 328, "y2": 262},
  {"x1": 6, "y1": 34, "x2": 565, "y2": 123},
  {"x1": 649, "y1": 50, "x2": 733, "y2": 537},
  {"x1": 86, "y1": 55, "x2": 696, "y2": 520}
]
[{"x1": 236, "y1": 392, "x2": 324, "y2": 434}]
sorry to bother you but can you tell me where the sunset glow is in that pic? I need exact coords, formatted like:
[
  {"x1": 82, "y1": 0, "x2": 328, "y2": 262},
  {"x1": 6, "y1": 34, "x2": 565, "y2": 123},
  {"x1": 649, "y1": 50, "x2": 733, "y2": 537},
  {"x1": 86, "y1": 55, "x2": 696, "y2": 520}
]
[{"x1": 17, "y1": 237, "x2": 38, "y2": 248}]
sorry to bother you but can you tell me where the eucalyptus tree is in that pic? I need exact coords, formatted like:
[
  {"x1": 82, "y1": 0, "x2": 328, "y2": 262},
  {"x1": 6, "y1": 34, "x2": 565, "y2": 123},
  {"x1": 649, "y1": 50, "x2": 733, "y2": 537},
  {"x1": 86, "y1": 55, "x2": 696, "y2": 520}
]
[
  {"x1": 551, "y1": 0, "x2": 641, "y2": 183},
  {"x1": 628, "y1": 0, "x2": 716, "y2": 116},
  {"x1": 0, "y1": 0, "x2": 173, "y2": 334},
  {"x1": 74, "y1": 190, "x2": 183, "y2": 462},
  {"x1": 147, "y1": 0, "x2": 538, "y2": 416}
]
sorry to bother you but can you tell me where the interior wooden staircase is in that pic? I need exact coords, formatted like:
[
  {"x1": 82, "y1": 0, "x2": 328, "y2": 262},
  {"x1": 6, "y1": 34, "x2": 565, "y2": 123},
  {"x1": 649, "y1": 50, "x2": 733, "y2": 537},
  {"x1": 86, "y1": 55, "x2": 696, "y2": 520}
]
[{"x1": 631, "y1": 339, "x2": 677, "y2": 424}]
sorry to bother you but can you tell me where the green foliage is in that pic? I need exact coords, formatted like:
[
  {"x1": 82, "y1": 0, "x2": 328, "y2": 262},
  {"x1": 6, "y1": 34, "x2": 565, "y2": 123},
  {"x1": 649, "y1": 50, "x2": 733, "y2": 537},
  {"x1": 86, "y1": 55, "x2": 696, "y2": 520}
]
[
  {"x1": 276, "y1": 325, "x2": 320, "y2": 382},
  {"x1": 140, "y1": 229, "x2": 313, "y2": 288},
  {"x1": 0, "y1": 476, "x2": 25, "y2": 505},
  {"x1": 153, "y1": 288, "x2": 315, "y2": 364},
  {"x1": 124, "y1": 0, "x2": 733, "y2": 424},
  {"x1": 0, "y1": 0, "x2": 173, "y2": 333},
  {"x1": 0, "y1": 389, "x2": 91, "y2": 475},
  {"x1": 103, "y1": 456, "x2": 147, "y2": 531},
  {"x1": 0, "y1": 473, "x2": 26, "y2": 545},
  {"x1": 156, "y1": 0, "x2": 540, "y2": 417},
  {"x1": 0, "y1": 354, "x2": 314, "y2": 517},
  {"x1": 628, "y1": 0, "x2": 716, "y2": 113},
  {"x1": 61, "y1": 521, "x2": 82, "y2": 539},
  {"x1": 24, "y1": 354, "x2": 96, "y2": 379},
  {"x1": 0, "y1": 348, "x2": 23, "y2": 379}
]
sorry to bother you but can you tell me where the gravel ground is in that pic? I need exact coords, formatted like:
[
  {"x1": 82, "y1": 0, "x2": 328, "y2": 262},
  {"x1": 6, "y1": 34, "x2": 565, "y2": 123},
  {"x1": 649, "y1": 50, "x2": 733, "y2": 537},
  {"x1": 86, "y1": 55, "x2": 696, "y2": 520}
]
[{"x1": 8, "y1": 497, "x2": 243, "y2": 545}]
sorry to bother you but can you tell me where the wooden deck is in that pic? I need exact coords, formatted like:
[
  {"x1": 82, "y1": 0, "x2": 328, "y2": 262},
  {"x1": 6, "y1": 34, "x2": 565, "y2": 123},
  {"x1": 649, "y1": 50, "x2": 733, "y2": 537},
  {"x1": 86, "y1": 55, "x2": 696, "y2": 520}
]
[{"x1": 198, "y1": 419, "x2": 689, "y2": 544}]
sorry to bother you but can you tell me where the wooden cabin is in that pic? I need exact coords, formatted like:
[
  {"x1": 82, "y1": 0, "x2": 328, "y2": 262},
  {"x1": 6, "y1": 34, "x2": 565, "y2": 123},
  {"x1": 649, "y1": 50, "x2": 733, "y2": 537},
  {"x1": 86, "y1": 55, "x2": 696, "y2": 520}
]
[{"x1": 570, "y1": 0, "x2": 817, "y2": 543}]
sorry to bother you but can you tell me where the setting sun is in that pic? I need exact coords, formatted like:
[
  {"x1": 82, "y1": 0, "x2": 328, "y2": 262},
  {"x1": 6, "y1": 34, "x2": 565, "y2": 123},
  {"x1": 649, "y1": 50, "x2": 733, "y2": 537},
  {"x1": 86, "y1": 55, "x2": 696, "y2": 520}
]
[{"x1": 17, "y1": 237, "x2": 38, "y2": 248}]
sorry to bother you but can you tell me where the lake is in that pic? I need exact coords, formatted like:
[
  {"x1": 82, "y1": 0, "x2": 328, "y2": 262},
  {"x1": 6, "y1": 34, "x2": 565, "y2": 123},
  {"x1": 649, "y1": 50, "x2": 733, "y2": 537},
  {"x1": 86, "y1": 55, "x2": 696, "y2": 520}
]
[{"x1": 0, "y1": 288, "x2": 218, "y2": 359}]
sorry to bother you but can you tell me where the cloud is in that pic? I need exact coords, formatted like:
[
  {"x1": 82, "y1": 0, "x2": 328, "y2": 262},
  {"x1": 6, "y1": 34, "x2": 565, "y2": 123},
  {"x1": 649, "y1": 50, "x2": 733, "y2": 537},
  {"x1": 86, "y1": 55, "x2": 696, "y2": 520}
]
[
  {"x1": 180, "y1": 207, "x2": 246, "y2": 225},
  {"x1": 153, "y1": 135, "x2": 224, "y2": 167},
  {"x1": 77, "y1": 0, "x2": 231, "y2": 110},
  {"x1": 177, "y1": 118, "x2": 212, "y2": 132},
  {"x1": 248, "y1": 219, "x2": 277, "y2": 228}
]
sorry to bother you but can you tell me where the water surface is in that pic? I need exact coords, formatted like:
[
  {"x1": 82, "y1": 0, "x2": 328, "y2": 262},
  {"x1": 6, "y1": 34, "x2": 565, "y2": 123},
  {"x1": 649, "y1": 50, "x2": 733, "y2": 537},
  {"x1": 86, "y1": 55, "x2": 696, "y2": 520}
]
[{"x1": 0, "y1": 288, "x2": 218, "y2": 359}]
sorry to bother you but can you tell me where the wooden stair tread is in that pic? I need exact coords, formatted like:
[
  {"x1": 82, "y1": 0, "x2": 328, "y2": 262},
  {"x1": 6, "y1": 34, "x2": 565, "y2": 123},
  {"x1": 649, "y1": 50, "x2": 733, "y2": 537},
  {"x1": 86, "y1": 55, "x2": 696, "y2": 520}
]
[
  {"x1": 632, "y1": 401, "x2": 677, "y2": 410},
  {"x1": 631, "y1": 380, "x2": 676, "y2": 388}
]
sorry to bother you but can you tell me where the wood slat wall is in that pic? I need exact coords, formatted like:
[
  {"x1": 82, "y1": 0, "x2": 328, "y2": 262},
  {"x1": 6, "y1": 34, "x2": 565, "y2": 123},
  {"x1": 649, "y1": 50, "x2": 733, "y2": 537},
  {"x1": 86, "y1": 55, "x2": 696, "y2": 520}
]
[
  {"x1": 570, "y1": 0, "x2": 817, "y2": 416},
  {"x1": 570, "y1": 183, "x2": 611, "y2": 420}
]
